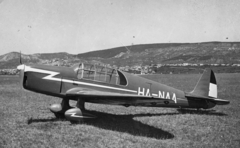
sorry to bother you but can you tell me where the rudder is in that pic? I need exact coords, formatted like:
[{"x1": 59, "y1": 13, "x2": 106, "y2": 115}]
[{"x1": 190, "y1": 68, "x2": 217, "y2": 98}]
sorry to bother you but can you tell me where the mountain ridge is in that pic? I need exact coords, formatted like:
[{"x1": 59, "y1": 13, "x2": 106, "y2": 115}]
[{"x1": 1, "y1": 41, "x2": 240, "y2": 69}]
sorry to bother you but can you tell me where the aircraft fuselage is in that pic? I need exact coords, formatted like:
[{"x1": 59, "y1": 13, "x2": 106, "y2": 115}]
[{"x1": 19, "y1": 64, "x2": 212, "y2": 109}]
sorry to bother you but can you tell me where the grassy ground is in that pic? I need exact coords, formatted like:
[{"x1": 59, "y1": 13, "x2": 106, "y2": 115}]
[{"x1": 0, "y1": 74, "x2": 240, "y2": 148}]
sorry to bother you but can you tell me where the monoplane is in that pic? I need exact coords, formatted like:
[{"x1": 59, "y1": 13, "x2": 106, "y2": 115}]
[{"x1": 17, "y1": 62, "x2": 230, "y2": 123}]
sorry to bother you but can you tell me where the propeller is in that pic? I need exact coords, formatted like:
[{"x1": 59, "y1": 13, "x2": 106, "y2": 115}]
[{"x1": 20, "y1": 51, "x2": 22, "y2": 64}]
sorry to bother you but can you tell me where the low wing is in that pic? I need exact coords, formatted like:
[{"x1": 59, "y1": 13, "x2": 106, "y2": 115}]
[
  {"x1": 66, "y1": 87, "x2": 143, "y2": 97},
  {"x1": 65, "y1": 87, "x2": 175, "y2": 105}
]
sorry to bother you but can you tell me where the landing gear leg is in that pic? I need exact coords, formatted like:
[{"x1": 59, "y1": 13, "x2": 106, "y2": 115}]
[
  {"x1": 50, "y1": 98, "x2": 72, "y2": 119},
  {"x1": 70, "y1": 99, "x2": 85, "y2": 124},
  {"x1": 76, "y1": 98, "x2": 85, "y2": 111},
  {"x1": 177, "y1": 106, "x2": 183, "y2": 113}
]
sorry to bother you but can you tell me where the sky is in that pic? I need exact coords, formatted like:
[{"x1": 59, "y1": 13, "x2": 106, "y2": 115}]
[{"x1": 0, "y1": 0, "x2": 240, "y2": 55}]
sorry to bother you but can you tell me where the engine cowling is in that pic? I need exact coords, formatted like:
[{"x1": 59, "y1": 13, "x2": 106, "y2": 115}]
[{"x1": 65, "y1": 108, "x2": 96, "y2": 123}]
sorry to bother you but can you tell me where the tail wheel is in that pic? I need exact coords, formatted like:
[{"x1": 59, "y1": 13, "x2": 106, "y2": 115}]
[{"x1": 203, "y1": 100, "x2": 216, "y2": 109}]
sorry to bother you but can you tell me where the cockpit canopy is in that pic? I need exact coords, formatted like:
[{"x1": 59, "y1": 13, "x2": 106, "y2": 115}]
[{"x1": 72, "y1": 63, "x2": 127, "y2": 86}]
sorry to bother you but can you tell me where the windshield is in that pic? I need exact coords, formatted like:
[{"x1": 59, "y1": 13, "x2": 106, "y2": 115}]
[{"x1": 72, "y1": 63, "x2": 127, "y2": 86}]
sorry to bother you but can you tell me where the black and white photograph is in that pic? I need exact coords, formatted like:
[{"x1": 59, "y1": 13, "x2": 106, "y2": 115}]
[{"x1": 0, "y1": 0, "x2": 240, "y2": 147}]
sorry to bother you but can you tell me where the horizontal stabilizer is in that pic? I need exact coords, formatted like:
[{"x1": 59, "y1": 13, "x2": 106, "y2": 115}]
[
  {"x1": 187, "y1": 68, "x2": 230, "y2": 105},
  {"x1": 211, "y1": 98, "x2": 230, "y2": 105},
  {"x1": 185, "y1": 93, "x2": 230, "y2": 105}
]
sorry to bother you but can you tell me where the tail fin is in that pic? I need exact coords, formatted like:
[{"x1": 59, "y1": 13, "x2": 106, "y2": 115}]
[{"x1": 190, "y1": 68, "x2": 217, "y2": 98}]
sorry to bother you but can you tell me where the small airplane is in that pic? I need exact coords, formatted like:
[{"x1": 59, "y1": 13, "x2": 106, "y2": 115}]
[{"x1": 17, "y1": 61, "x2": 230, "y2": 123}]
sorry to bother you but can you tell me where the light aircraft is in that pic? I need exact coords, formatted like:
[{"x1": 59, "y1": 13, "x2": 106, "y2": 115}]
[{"x1": 17, "y1": 61, "x2": 230, "y2": 123}]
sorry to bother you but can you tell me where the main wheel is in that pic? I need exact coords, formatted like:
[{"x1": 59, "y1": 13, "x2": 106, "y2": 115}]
[{"x1": 65, "y1": 108, "x2": 96, "y2": 124}]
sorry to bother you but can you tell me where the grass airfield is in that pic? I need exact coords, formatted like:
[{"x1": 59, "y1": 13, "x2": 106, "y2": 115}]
[{"x1": 0, "y1": 74, "x2": 240, "y2": 148}]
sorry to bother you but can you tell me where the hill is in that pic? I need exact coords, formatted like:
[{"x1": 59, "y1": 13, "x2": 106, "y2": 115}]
[
  {"x1": 0, "y1": 52, "x2": 77, "y2": 69},
  {"x1": 76, "y1": 42, "x2": 240, "y2": 67},
  {"x1": 1, "y1": 41, "x2": 240, "y2": 69}
]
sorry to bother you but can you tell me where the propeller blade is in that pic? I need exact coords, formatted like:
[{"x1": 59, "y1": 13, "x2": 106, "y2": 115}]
[{"x1": 20, "y1": 51, "x2": 22, "y2": 64}]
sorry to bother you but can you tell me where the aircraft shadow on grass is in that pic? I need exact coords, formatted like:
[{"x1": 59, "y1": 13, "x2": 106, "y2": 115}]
[
  {"x1": 176, "y1": 109, "x2": 227, "y2": 116},
  {"x1": 27, "y1": 109, "x2": 227, "y2": 140}
]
